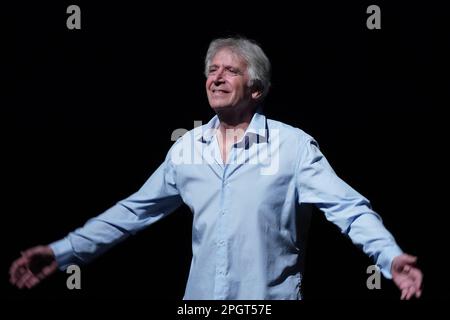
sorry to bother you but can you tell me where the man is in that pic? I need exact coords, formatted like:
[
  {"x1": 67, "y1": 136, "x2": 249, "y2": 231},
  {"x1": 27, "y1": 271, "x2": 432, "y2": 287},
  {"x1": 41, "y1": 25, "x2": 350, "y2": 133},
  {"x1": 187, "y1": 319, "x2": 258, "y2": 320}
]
[{"x1": 9, "y1": 37, "x2": 422, "y2": 300}]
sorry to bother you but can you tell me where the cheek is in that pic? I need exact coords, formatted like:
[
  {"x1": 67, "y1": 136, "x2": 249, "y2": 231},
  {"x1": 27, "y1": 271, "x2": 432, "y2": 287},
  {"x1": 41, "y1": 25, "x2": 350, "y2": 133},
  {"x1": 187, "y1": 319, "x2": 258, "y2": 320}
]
[{"x1": 231, "y1": 81, "x2": 247, "y2": 96}]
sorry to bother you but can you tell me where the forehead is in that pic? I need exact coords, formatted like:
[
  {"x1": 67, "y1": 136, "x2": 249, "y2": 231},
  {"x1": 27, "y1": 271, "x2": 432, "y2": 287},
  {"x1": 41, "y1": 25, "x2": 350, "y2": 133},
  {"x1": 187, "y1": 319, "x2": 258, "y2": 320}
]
[{"x1": 210, "y1": 48, "x2": 248, "y2": 68}]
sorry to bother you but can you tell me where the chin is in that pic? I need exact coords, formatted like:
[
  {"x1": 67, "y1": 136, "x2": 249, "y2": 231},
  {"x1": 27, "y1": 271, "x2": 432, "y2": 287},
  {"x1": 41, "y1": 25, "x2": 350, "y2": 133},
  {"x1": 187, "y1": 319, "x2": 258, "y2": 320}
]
[
  {"x1": 211, "y1": 105, "x2": 234, "y2": 112},
  {"x1": 210, "y1": 101, "x2": 232, "y2": 110}
]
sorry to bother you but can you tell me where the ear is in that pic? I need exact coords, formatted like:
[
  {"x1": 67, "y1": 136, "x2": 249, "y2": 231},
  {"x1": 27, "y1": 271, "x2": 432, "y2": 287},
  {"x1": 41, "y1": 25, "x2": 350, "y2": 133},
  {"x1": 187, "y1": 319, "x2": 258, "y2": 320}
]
[
  {"x1": 250, "y1": 81, "x2": 263, "y2": 101},
  {"x1": 251, "y1": 89, "x2": 263, "y2": 101}
]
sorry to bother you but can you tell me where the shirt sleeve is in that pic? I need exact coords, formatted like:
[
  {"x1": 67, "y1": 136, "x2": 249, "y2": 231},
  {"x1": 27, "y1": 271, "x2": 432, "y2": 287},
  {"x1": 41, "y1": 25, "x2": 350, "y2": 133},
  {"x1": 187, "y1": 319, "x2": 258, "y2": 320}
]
[
  {"x1": 49, "y1": 143, "x2": 183, "y2": 270},
  {"x1": 295, "y1": 137, "x2": 403, "y2": 279}
]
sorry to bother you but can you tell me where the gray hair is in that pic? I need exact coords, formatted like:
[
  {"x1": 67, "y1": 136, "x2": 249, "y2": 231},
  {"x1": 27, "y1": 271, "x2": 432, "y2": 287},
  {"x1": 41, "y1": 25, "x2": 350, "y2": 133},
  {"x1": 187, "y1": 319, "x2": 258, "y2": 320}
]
[{"x1": 204, "y1": 37, "x2": 271, "y2": 101}]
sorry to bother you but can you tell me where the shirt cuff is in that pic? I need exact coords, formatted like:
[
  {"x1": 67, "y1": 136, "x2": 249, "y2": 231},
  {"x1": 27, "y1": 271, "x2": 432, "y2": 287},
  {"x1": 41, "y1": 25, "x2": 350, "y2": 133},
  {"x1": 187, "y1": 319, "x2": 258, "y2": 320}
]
[
  {"x1": 377, "y1": 245, "x2": 404, "y2": 279},
  {"x1": 49, "y1": 237, "x2": 77, "y2": 271}
]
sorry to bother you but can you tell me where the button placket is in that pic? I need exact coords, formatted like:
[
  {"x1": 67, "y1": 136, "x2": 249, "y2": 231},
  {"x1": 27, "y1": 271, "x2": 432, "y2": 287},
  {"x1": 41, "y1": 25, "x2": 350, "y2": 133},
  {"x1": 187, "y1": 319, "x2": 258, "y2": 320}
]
[{"x1": 214, "y1": 170, "x2": 231, "y2": 299}]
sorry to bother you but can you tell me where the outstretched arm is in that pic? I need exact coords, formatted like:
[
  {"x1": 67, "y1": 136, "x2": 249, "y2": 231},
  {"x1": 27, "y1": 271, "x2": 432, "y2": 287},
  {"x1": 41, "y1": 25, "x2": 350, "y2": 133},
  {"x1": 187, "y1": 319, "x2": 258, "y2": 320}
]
[
  {"x1": 50, "y1": 145, "x2": 183, "y2": 270},
  {"x1": 296, "y1": 136, "x2": 423, "y2": 299},
  {"x1": 9, "y1": 142, "x2": 183, "y2": 288}
]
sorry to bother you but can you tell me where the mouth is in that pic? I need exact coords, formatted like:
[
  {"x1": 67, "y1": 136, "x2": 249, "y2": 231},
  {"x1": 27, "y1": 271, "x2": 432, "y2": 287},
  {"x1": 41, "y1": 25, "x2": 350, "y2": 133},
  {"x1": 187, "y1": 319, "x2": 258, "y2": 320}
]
[{"x1": 211, "y1": 89, "x2": 230, "y2": 94}]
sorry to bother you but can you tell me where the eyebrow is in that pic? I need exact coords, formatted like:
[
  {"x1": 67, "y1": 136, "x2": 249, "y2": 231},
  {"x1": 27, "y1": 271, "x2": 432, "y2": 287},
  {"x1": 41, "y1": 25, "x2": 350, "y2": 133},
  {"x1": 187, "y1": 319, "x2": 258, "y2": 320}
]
[{"x1": 208, "y1": 64, "x2": 243, "y2": 73}]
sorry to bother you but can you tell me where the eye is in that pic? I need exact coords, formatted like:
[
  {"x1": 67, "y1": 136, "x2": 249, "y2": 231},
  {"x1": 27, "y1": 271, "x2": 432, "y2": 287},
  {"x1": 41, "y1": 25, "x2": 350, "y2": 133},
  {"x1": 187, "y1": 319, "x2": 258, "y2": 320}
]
[
  {"x1": 208, "y1": 67, "x2": 218, "y2": 75},
  {"x1": 226, "y1": 67, "x2": 238, "y2": 75},
  {"x1": 226, "y1": 67, "x2": 243, "y2": 76}
]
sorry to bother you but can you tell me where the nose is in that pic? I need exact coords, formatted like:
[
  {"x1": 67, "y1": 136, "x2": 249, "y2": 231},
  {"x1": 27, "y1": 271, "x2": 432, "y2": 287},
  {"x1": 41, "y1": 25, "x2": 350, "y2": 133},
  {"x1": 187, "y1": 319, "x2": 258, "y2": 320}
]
[{"x1": 211, "y1": 67, "x2": 225, "y2": 84}]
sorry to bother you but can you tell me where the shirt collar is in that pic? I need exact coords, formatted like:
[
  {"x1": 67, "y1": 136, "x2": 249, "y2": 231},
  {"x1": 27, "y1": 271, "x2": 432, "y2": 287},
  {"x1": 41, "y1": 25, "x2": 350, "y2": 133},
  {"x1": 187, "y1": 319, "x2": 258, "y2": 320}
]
[{"x1": 197, "y1": 108, "x2": 268, "y2": 144}]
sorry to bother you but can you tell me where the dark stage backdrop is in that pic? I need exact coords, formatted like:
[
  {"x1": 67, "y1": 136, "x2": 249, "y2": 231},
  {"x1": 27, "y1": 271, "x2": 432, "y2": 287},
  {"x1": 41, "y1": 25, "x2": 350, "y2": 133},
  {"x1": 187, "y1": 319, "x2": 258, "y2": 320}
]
[{"x1": 3, "y1": 1, "x2": 448, "y2": 301}]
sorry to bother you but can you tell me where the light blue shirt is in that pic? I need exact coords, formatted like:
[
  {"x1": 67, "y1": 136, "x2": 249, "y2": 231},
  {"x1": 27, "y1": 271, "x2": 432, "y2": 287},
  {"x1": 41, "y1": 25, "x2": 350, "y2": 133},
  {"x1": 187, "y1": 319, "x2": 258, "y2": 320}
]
[{"x1": 50, "y1": 111, "x2": 403, "y2": 299}]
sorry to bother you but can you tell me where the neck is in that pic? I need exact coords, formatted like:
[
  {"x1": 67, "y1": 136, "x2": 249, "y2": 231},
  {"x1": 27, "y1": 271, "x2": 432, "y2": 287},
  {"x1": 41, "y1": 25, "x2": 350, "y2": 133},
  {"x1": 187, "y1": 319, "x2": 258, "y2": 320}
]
[
  {"x1": 216, "y1": 105, "x2": 256, "y2": 136},
  {"x1": 214, "y1": 106, "x2": 256, "y2": 163}
]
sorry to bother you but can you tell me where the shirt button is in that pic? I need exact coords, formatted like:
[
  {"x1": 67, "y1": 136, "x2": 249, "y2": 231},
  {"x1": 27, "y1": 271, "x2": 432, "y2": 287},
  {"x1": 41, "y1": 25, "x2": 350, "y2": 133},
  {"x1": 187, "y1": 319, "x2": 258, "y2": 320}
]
[{"x1": 218, "y1": 240, "x2": 225, "y2": 246}]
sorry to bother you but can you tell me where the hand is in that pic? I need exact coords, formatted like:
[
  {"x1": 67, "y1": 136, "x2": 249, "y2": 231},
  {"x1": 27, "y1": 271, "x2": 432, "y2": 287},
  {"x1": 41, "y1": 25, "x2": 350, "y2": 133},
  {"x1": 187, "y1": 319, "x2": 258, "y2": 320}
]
[
  {"x1": 9, "y1": 245, "x2": 58, "y2": 289},
  {"x1": 391, "y1": 253, "x2": 423, "y2": 300}
]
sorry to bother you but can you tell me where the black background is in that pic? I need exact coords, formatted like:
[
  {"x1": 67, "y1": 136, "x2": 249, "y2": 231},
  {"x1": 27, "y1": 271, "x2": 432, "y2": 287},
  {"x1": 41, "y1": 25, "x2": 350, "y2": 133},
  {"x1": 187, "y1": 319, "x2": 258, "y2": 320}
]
[{"x1": 3, "y1": 1, "x2": 449, "y2": 302}]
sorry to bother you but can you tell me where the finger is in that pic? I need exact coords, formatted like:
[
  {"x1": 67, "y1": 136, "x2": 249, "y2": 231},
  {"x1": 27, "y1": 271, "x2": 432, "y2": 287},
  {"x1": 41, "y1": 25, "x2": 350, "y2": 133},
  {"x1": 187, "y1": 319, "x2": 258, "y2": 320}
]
[
  {"x1": 24, "y1": 276, "x2": 35, "y2": 289},
  {"x1": 401, "y1": 288, "x2": 407, "y2": 300},
  {"x1": 16, "y1": 271, "x2": 33, "y2": 289},
  {"x1": 10, "y1": 263, "x2": 28, "y2": 285},
  {"x1": 405, "y1": 287, "x2": 412, "y2": 300},
  {"x1": 401, "y1": 254, "x2": 418, "y2": 265},
  {"x1": 9, "y1": 263, "x2": 20, "y2": 284},
  {"x1": 43, "y1": 262, "x2": 57, "y2": 275},
  {"x1": 416, "y1": 288, "x2": 422, "y2": 298},
  {"x1": 22, "y1": 246, "x2": 45, "y2": 258},
  {"x1": 9, "y1": 259, "x2": 21, "y2": 276},
  {"x1": 9, "y1": 256, "x2": 28, "y2": 277},
  {"x1": 411, "y1": 269, "x2": 423, "y2": 288},
  {"x1": 406, "y1": 286, "x2": 416, "y2": 300},
  {"x1": 25, "y1": 276, "x2": 40, "y2": 289},
  {"x1": 36, "y1": 264, "x2": 56, "y2": 280},
  {"x1": 16, "y1": 270, "x2": 32, "y2": 288}
]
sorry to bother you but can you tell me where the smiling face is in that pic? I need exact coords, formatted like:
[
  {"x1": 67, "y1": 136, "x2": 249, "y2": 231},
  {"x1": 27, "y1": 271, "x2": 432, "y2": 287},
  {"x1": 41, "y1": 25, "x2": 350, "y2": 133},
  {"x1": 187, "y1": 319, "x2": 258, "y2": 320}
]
[{"x1": 206, "y1": 48, "x2": 260, "y2": 112}]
